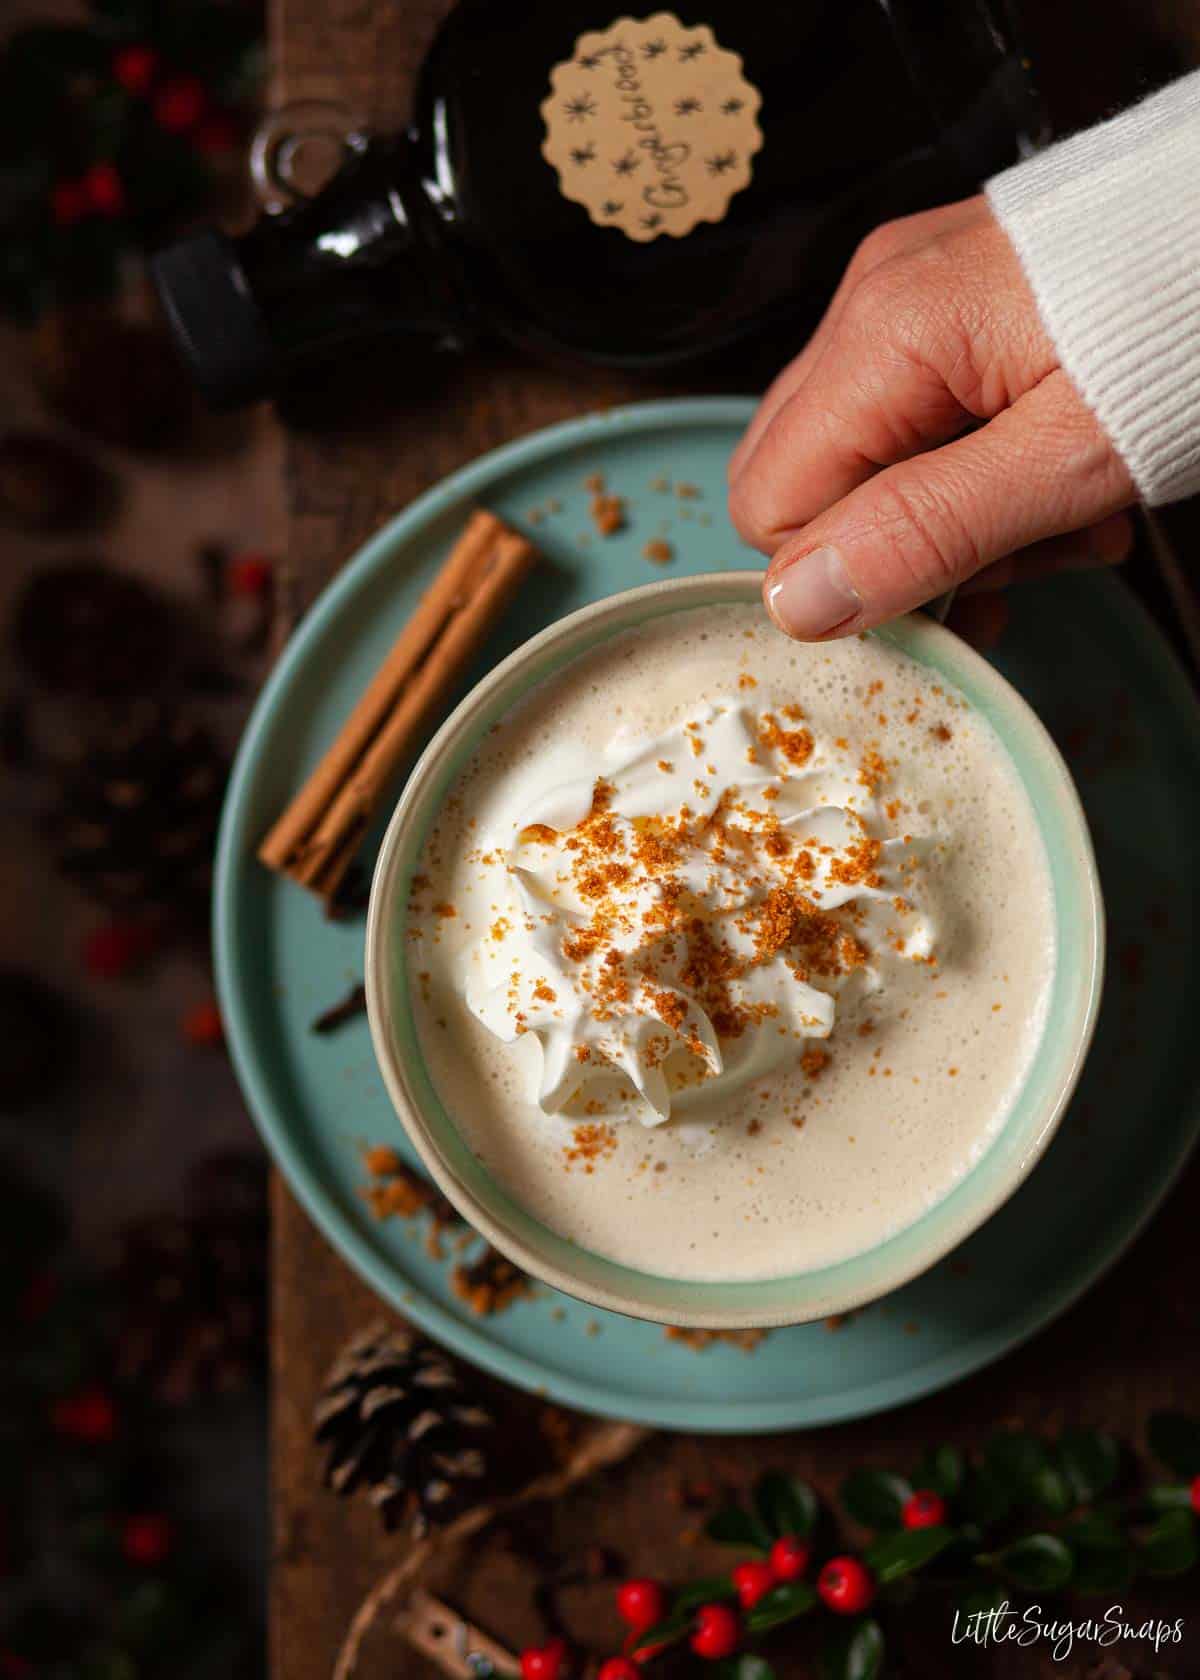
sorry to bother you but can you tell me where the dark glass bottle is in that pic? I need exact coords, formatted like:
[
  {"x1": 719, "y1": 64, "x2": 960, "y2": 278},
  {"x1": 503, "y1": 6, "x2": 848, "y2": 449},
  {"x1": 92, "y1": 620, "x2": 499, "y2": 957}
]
[{"x1": 153, "y1": 0, "x2": 1044, "y2": 408}]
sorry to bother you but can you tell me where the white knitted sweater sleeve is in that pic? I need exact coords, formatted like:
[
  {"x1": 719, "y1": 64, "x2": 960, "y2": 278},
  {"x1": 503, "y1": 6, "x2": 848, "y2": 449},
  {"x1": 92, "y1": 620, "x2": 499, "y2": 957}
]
[{"x1": 986, "y1": 70, "x2": 1200, "y2": 506}]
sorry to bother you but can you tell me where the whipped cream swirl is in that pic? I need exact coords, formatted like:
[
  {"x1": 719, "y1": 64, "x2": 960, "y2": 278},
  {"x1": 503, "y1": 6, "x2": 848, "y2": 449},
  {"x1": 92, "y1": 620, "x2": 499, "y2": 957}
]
[{"x1": 464, "y1": 700, "x2": 936, "y2": 1124}]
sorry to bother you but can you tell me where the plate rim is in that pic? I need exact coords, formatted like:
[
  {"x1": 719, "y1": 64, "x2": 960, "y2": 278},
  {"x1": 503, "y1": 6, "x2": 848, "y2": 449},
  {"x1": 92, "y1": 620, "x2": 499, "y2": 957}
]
[{"x1": 215, "y1": 396, "x2": 1200, "y2": 1431}]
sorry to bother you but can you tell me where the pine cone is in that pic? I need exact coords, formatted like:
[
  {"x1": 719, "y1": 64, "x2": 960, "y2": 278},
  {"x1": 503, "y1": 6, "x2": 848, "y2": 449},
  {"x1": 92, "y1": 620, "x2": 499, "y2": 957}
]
[
  {"x1": 0, "y1": 432, "x2": 111, "y2": 532},
  {"x1": 32, "y1": 308, "x2": 194, "y2": 453},
  {"x1": 110, "y1": 1152, "x2": 267, "y2": 1404},
  {"x1": 14, "y1": 561, "x2": 173, "y2": 700},
  {"x1": 50, "y1": 698, "x2": 226, "y2": 919},
  {"x1": 314, "y1": 1323, "x2": 493, "y2": 1535}
]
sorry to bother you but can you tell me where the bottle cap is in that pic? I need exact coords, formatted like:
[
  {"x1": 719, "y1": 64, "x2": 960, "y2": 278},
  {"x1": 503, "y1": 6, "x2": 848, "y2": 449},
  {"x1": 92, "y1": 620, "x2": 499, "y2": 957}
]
[{"x1": 151, "y1": 230, "x2": 275, "y2": 409}]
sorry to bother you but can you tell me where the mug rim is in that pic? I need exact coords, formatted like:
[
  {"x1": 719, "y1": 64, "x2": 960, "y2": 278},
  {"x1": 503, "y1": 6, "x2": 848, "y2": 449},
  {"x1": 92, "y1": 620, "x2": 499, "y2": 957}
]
[{"x1": 365, "y1": 571, "x2": 1104, "y2": 1328}]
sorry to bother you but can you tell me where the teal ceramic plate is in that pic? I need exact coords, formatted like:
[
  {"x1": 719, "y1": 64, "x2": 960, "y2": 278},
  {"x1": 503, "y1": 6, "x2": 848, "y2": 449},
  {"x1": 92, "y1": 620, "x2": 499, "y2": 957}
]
[{"x1": 215, "y1": 398, "x2": 1200, "y2": 1431}]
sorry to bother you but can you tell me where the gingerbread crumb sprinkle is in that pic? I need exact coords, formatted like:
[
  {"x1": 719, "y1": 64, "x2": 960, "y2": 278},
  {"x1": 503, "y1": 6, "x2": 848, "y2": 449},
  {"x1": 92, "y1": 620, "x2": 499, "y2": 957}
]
[
  {"x1": 564, "y1": 1122, "x2": 618, "y2": 1171},
  {"x1": 363, "y1": 1144, "x2": 402, "y2": 1178},
  {"x1": 664, "y1": 1326, "x2": 768, "y2": 1352},
  {"x1": 590, "y1": 490, "x2": 627, "y2": 536},
  {"x1": 451, "y1": 1246, "x2": 532, "y2": 1316}
]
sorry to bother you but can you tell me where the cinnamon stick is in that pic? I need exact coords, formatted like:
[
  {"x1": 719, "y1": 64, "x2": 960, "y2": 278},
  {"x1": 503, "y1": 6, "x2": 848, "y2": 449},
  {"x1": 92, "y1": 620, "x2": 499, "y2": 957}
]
[{"x1": 259, "y1": 509, "x2": 535, "y2": 900}]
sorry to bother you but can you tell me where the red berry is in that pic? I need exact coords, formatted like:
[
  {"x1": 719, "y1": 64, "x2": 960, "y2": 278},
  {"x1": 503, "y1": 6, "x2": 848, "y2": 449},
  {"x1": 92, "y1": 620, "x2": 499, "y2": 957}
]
[
  {"x1": 82, "y1": 919, "x2": 157, "y2": 980},
  {"x1": 519, "y1": 1639, "x2": 568, "y2": 1680},
  {"x1": 615, "y1": 1578, "x2": 665, "y2": 1632},
  {"x1": 112, "y1": 43, "x2": 159, "y2": 95},
  {"x1": 769, "y1": 1534, "x2": 811, "y2": 1580},
  {"x1": 52, "y1": 1386, "x2": 117, "y2": 1443},
  {"x1": 817, "y1": 1556, "x2": 875, "y2": 1615},
  {"x1": 122, "y1": 1513, "x2": 173, "y2": 1566},
  {"x1": 902, "y1": 1489, "x2": 947, "y2": 1530},
  {"x1": 182, "y1": 999, "x2": 224, "y2": 1046},
  {"x1": 229, "y1": 553, "x2": 274, "y2": 597},
  {"x1": 1190, "y1": 1475, "x2": 1200, "y2": 1515},
  {"x1": 597, "y1": 1662, "x2": 640, "y2": 1680},
  {"x1": 51, "y1": 178, "x2": 88, "y2": 227},
  {"x1": 153, "y1": 75, "x2": 208, "y2": 134},
  {"x1": 195, "y1": 111, "x2": 240, "y2": 156},
  {"x1": 690, "y1": 1604, "x2": 740, "y2": 1661},
  {"x1": 732, "y1": 1560, "x2": 776, "y2": 1609},
  {"x1": 82, "y1": 161, "x2": 125, "y2": 217}
]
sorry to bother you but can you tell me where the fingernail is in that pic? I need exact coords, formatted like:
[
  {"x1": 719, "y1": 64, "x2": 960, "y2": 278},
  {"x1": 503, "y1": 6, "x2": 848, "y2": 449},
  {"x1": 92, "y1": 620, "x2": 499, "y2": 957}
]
[{"x1": 766, "y1": 546, "x2": 861, "y2": 638}]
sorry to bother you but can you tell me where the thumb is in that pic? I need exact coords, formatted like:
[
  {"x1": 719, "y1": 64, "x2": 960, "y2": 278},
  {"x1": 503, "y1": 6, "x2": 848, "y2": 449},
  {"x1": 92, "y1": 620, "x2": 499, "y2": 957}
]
[{"x1": 763, "y1": 373, "x2": 1133, "y2": 639}]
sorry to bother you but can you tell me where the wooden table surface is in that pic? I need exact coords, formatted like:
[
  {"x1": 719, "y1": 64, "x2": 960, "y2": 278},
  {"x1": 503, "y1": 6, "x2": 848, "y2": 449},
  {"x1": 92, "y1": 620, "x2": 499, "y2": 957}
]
[{"x1": 269, "y1": 4, "x2": 1200, "y2": 1675}]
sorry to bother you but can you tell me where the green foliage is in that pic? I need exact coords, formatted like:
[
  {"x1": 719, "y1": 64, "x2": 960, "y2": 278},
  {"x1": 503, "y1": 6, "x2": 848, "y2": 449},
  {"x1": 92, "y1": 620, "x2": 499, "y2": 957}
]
[
  {"x1": 711, "y1": 1657, "x2": 777, "y2": 1680},
  {"x1": 1145, "y1": 1482, "x2": 1195, "y2": 1511},
  {"x1": 3, "y1": 1175, "x2": 260, "y2": 1676},
  {"x1": 959, "y1": 1462, "x2": 1014, "y2": 1527},
  {"x1": 706, "y1": 1504, "x2": 773, "y2": 1553},
  {"x1": 1137, "y1": 1509, "x2": 1199, "y2": 1577},
  {"x1": 674, "y1": 1575, "x2": 737, "y2": 1610},
  {"x1": 753, "y1": 1471, "x2": 819, "y2": 1539},
  {"x1": 910, "y1": 1444, "x2": 963, "y2": 1498},
  {"x1": 631, "y1": 1611, "x2": 691, "y2": 1655},
  {"x1": 0, "y1": 2, "x2": 262, "y2": 320},
  {"x1": 821, "y1": 1617, "x2": 884, "y2": 1680},
  {"x1": 693, "y1": 1416, "x2": 1200, "y2": 1678},
  {"x1": 1058, "y1": 1429, "x2": 1120, "y2": 1502},
  {"x1": 989, "y1": 1534, "x2": 1074, "y2": 1591},
  {"x1": 1147, "y1": 1411, "x2": 1200, "y2": 1478},
  {"x1": 956, "y1": 1580, "x2": 1008, "y2": 1619},
  {"x1": 840, "y1": 1469, "x2": 912, "y2": 1530},
  {"x1": 864, "y1": 1526, "x2": 954, "y2": 1583},
  {"x1": 744, "y1": 1582, "x2": 818, "y2": 1634}
]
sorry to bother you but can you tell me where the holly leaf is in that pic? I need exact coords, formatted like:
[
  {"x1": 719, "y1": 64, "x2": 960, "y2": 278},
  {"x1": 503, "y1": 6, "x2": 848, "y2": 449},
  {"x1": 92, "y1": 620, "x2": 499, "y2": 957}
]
[
  {"x1": 1027, "y1": 1464, "x2": 1073, "y2": 1517},
  {"x1": 983, "y1": 1432, "x2": 1075, "y2": 1514},
  {"x1": 1146, "y1": 1483, "x2": 1195, "y2": 1512},
  {"x1": 631, "y1": 1610, "x2": 691, "y2": 1658},
  {"x1": 959, "y1": 1465, "x2": 1013, "y2": 1528},
  {"x1": 1063, "y1": 1512, "x2": 1122, "y2": 1550},
  {"x1": 752, "y1": 1472, "x2": 818, "y2": 1540},
  {"x1": 821, "y1": 1617, "x2": 884, "y2": 1680},
  {"x1": 711, "y1": 1658, "x2": 776, "y2": 1680},
  {"x1": 1058, "y1": 1429, "x2": 1120, "y2": 1503},
  {"x1": 1147, "y1": 1412, "x2": 1200, "y2": 1478},
  {"x1": 984, "y1": 1430, "x2": 1048, "y2": 1482},
  {"x1": 1137, "y1": 1509, "x2": 1198, "y2": 1578},
  {"x1": 745, "y1": 1581, "x2": 818, "y2": 1634},
  {"x1": 955, "y1": 1580, "x2": 1009, "y2": 1620},
  {"x1": 705, "y1": 1505, "x2": 771, "y2": 1553},
  {"x1": 983, "y1": 1432, "x2": 1056, "y2": 1505},
  {"x1": 990, "y1": 1534, "x2": 1073, "y2": 1591},
  {"x1": 911, "y1": 1444, "x2": 963, "y2": 1498},
  {"x1": 1062, "y1": 1512, "x2": 1132, "y2": 1593},
  {"x1": 840, "y1": 1469, "x2": 912, "y2": 1531},
  {"x1": 864, "y1": 1525, "x2": 954, "y2": 1583},
  {"x1": 674, "y1": 1576, "x2": 736, "y2": 1612}
]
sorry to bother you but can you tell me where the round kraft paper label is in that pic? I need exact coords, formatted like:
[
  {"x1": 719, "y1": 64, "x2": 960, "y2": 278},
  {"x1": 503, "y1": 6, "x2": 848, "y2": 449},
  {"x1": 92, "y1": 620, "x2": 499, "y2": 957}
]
[{"x1": 540, "y1": 11, "x2": 763, "y2": 243}]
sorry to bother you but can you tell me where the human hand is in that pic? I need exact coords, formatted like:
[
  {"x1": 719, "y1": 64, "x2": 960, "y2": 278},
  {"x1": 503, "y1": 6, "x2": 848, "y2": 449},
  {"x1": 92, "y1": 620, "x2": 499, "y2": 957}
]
[{"x1": 728, "y1": 196, "x2": 1137, "y2": 645}]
